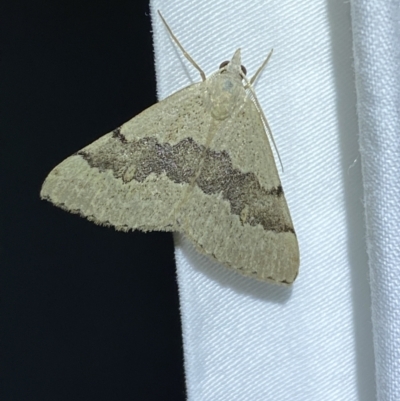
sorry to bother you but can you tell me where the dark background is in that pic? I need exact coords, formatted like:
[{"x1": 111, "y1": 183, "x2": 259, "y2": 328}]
[{"x1": 1, "y1": 1, "x2": 185, "y2": 400}]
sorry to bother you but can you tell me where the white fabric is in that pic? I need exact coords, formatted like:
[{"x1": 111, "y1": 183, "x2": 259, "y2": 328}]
[
  {"x1": 350, "y1": 1, "x2": 400, "y2": 401},
  {"x1": 150, "y1": 1, "x2": 375, "y2": 400}
]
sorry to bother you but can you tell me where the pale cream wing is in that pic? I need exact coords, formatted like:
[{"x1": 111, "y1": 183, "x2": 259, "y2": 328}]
[
  {"x1": 40, "y1": 81, "x2": 215, "y2": 232},
  {"x1": 172, "y1": 92, "x2": 299, "y2": 284},
  {"x1": 41, "y1": 79, "x2": 299, "y2": 284}
]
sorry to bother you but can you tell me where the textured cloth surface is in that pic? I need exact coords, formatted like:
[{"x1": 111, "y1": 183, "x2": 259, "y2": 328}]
[
  {"x1": 351, "y1": 1, "x2": 400, "y2": 401},
  {"x1": 150, "y1": 1, "x2": 375, "y2": 400}
]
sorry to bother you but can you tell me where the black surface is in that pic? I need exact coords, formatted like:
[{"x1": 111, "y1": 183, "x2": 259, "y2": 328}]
[{"x1": 0, "y1": 1, "x2": 185, "y2": 400}]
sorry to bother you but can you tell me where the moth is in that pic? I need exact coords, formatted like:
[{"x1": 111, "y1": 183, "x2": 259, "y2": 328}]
[{"x1": 41, "y1": 12, "x2": 299, "y2": 284}]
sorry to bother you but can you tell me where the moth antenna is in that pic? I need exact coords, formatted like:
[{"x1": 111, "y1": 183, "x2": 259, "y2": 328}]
[
  {"x1": 158, "y1": 10, "x2": 206, "y2": 81},
  {"x1": 242, "y1": 72, "x2": 284, "y2": 172},
  {"x1": 250, "y1": 49, "x2": 273, "y2": 86}
]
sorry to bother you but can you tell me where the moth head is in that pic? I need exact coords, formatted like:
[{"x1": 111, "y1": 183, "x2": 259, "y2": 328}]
[{"x1": 219, "y1": 48, "x2": 247, "y2": 79}]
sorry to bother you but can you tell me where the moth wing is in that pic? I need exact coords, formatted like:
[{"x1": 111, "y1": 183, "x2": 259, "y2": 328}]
[
  {"x1": 41, "y1": 81, "x2": 214, "y2": 232},
  {"x1": 173, "y1": 94, "x2": 299, "y2": 284},
  {"x1": 41, "y1": 79, "x2": 299, "y2": 284}
]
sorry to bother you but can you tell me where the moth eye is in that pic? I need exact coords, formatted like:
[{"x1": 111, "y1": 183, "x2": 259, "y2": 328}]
[
  {"x1": 219, "y1": 61, "x2": 229, "y2": 69},
  {"x1": 241, "y1": 65, "x2": 247, "y2": 76}
]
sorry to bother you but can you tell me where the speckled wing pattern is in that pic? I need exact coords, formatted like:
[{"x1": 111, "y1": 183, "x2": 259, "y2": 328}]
[{"x1": 41, "y1": 52, "x2": 299, "y2": 284}]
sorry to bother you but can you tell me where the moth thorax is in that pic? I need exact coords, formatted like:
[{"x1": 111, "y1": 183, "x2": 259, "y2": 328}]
[{"x1": 206, "y1": 73, "x2": 244, "y2": 120}]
